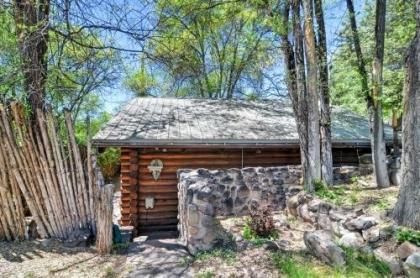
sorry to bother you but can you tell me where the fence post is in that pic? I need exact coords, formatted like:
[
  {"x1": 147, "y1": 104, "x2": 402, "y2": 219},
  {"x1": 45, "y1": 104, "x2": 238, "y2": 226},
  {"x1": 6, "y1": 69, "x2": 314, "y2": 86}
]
[{"x1": 96, "y1": 183, "x2": 114, "y2": 254}]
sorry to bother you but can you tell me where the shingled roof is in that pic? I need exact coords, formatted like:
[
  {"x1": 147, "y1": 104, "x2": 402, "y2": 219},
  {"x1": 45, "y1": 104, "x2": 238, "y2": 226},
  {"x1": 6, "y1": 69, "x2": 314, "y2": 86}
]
[{"x1": 92, "y1": 97, "x2": 393, "y2": 147}]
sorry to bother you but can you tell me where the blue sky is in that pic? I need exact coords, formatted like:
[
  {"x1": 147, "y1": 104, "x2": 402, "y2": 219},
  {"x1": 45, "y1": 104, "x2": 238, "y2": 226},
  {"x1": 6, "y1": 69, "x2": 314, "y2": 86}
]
[{"x1": 99, "y1": 0, "x2": 366, "y2": 114}]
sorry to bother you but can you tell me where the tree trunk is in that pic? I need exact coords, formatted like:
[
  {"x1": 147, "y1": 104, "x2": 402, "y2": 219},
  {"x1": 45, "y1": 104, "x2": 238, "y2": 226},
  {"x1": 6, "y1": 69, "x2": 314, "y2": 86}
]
[
  {"x1": 392, "y1": 109, "x2": 400, "y2": 155},
  {"x1": 346, "y1": 0, "x2": 370, "y2": 99},
  {"x1": 291, "y1": 0, "x2": 311, "y2": 190},
  {"x1": 314, "y1": 0, "x2": 333, "y2": 186},
  {"x1": 303, "y1": 0, "x2": 321, "y2": 190},
  {"x1": 371, "y1": 0, "x2": 390, "y2": 188},
  {"x1": 13, "y1": 0, "x2": 50, "y2": 113},
  {"x1": 393, "y1": 0, "x2": 420, "y2": 229}
]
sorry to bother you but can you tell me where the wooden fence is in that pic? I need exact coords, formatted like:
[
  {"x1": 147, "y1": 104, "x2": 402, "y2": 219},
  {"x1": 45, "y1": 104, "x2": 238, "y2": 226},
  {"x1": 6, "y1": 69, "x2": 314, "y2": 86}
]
[{"x1": 0, "y1": 102, "x2": 101, "y2": 241}]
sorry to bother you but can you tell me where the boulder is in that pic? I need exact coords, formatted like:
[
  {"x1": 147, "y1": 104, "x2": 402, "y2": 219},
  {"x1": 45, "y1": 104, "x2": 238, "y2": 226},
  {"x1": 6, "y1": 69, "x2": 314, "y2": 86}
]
[
  {"x1": 404, "y1": 252, "x2": 420, "y2": 278},
  {"x1": 344, "y1": 215, "x2": 377, "y2": 231},
  {"x1": 304, "y1": 230, "x2": 346, "y2": 267},
  {"x1": 297, "y1": 204, "x2": 314, "y2": 223},
  {"x1": 263, "y1": 241, "x2": 280, "y2": 252},
  {"x1": 362, "y1": 226, "x2": 380, "y2": 243},
  {"x1": 331, "y1": 221, "x2": 348, "y2": 238},
  {"x1": 287, "y1": 192, "x2": 311, "y2": 217},
  {"x1": 379, "y1": 225, "x2": 396, "y2": 240},
  {"x1": 397, "y1": 242, "x2": 420, "y2": 260},
  {"x1": 308, "y1": 199, "x2": 322, "y2": 212},
  {"x1": 339, "y1": 232, "x2": 365, "y2": 249},
  {"x1": 329, "y1": 210, "x2": 347, "y2": 222},
  {"x1": 374, "y1": 247, "x2": 403, "y2": 276},
  {"x1": 316, "y1": 213, "x2": 332, "y2": 231}
]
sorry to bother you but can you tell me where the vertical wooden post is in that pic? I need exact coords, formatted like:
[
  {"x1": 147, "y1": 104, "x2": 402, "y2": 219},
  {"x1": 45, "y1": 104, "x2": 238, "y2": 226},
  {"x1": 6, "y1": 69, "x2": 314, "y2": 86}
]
[
  {"x1": 96, "y1": 183, "x2": 114, "y2": 254},
  {"x1": 120, "y1": 148, "x2": 138, "y2": 229}
]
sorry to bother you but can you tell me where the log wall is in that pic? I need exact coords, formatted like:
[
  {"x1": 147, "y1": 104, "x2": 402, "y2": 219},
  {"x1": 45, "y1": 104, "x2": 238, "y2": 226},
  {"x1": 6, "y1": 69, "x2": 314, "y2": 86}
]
[
  {"x1": 120, "y1": 149, "x2": 138, "y2": 227},
  {"x1": 119, "y1": 146, "x2": 370, "y2": 233}
]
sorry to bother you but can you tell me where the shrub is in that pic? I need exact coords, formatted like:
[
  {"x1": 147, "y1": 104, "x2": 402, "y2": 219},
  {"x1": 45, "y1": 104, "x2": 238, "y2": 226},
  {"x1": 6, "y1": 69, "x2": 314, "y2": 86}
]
[
  {"x1": 98, "y1": 147, "x2": 120, "y2": 183},
  {"x1": 242, "y1": 207, "x2": 278, "y2": 245},
  {"x1": 395, "y1": 228, "x2": 420, "y2": 246},
  {"x1": 248, "y1": 207, "x2": 276, "y2": 238}
]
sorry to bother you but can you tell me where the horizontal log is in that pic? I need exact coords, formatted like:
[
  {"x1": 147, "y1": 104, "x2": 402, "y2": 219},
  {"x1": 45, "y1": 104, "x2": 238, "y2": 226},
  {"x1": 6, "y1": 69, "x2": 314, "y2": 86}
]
[
  {"x1": 138, "y1": 211, "x2": 178, "y2": 220},
  {"x1": 139, "y1": 174, "x2": 178, "y2": 181},
  {"x1": 138, "y1": 192, "x2": 178, "y2": 200},
  {"x1": 139, "y1": 186, "x2": 178, "y2": 193},
  {"x1": 138, "y1": 199, "x2": 178, "y2": 206},
  {"x1": 138, "y1": 225, "x2": 178, "y2": 232},
  {"x1": 138, "y1": 205, "x2": 178, "y2": 213},
  {"x1": 138, "y1": 218, "x2": 178, "y2": 226},
  {"x1": 139, "y1": 180, "x2": 177, "y2": 187}
]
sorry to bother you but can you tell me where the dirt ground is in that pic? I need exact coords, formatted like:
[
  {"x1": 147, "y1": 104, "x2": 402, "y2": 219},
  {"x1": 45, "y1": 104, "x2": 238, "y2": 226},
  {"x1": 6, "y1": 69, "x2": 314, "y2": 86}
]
[{"x1": 0, "y1": 240, "x2": 126, "y2": 278}]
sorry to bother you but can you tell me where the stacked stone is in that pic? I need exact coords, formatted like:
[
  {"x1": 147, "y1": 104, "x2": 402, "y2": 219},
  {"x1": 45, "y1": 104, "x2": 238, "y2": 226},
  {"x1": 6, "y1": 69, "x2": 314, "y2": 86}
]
[{"x1": 177, "y1": 166, "x2": 301, "y2": 254}]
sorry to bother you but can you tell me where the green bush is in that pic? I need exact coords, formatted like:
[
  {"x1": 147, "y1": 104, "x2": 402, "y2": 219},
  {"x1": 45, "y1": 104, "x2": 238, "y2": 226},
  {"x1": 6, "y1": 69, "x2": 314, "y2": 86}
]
[
  {"x1": 395, "y1": 228, "x2": 420, "y2": 246},
  {"x1": 98, "y1": 147, "x2": 120, "y2": 183}
]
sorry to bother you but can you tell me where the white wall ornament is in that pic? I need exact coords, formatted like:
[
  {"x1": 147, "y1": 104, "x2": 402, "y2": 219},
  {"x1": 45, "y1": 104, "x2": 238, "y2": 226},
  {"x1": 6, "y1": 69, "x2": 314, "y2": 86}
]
[{"x1": 148, "y1": 159, "x2": 163, "y2": 180}]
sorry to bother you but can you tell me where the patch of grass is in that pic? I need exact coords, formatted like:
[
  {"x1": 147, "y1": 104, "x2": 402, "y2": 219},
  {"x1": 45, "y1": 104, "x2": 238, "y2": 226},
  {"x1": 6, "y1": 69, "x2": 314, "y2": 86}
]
[
  {"x1": 104, "y1": 266, "x2": 116, "y2": 278},
  {"x1": 272, "y1": 248, "x2": 391, "y2": 278},
  {"x1": 273, "y1": 252, "x2": 322, "y2": 278},
  {"x1": 372, "y1": 198, "x2": 391, "y2": 211},
  {"x1": 350, "y1": 176, "x2": 360, "y2": 184},
  {"x1": 195, "y1": 269, "x2": 215, "y2": 278},
  {"x1": 314, "y1": 180, "x2": 346, "y2": 205},
  {"x1": 24, "y1": 272, "x2": 36, "y2": 278},
  {"x1": 195, "y1": 248, "x2": 236, "y2": 265},
  {"x1": 395, "y1": 228, "x2": 420, "y2": 246},
  {"x1": 342, "y1": 246, "x2": 391, "y2": 277},
  {"x1": 242, "y1": 222, "x2": 279, "y2": 246}
]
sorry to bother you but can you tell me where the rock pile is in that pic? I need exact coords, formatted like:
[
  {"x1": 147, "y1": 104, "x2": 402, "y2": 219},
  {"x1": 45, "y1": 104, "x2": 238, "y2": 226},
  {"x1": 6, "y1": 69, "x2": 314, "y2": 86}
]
[{"x1": 287, "y1": 190, "x2": 419, "y2": 276}]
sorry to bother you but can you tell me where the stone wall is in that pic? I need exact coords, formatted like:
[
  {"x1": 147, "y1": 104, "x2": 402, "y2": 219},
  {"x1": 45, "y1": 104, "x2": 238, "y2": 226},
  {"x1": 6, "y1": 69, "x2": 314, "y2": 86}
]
[{"x1": 177, "y1": 166, "x2": 302, "y2": 254}]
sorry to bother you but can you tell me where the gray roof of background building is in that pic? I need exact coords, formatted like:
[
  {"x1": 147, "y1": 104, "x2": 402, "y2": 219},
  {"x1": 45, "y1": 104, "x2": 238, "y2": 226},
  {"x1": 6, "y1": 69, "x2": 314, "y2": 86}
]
[{"x1": 92, "y1": 97, "x2": 393, "y2": 147}]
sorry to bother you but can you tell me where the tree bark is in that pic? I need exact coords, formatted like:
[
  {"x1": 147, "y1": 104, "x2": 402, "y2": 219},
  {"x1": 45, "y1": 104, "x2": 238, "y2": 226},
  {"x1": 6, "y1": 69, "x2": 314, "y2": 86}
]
[
  {"x1": 346, "y1": 0, "x2": 370, "y2": 100},
  {"x1": 393, "y1": 0, "x2": 420, "y2": 229},
  {"x1": 371, "y1": 0, "x2": 390, "y2": 187},
  {"x1": 291, "y1": 0, "x2": 311, "y2": 190},
  {"x1": 391, "y1": 109, "x2": 401, "y2": 155},
  {"x1": 13, "y1": 0, "x2": 50, "y2": 113},
  {"x1": 303, "y1": 0, "x2": 321, "y2": 190},
  {"x1": 314, "y1": 0, "x2": 333, "y2": 186}
]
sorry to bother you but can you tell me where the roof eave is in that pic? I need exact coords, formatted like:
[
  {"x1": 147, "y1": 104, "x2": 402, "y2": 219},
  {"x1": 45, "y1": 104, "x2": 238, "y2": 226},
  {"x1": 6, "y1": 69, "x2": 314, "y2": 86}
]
[{"x1": 91, "y1": 139, "x2": 383, "y2": 149}]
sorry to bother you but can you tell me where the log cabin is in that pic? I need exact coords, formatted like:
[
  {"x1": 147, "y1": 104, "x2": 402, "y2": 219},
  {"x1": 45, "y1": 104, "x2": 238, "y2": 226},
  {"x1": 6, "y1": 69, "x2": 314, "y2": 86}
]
[{"x1": 92, "y1": 97, "x2": 393, "y2": 234}]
